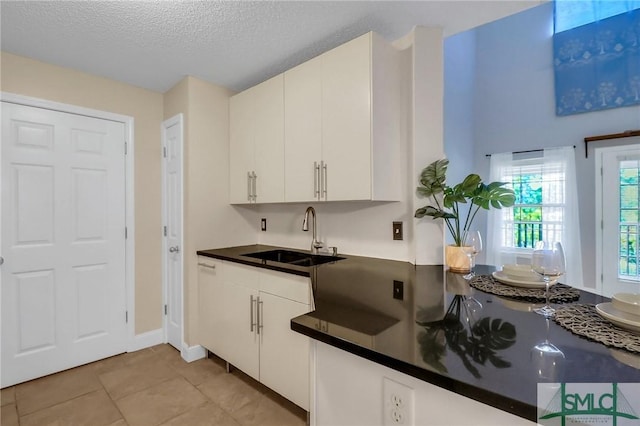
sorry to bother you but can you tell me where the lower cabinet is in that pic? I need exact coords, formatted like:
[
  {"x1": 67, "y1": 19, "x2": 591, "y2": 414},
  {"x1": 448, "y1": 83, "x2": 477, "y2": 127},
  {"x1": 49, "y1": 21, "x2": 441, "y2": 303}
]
[
  {"x1": 313, "y1": 341, "x2": 535, "y2": 426},
  {"x1": 197, "y1": 256, "x2": 312, "y2": 411}
]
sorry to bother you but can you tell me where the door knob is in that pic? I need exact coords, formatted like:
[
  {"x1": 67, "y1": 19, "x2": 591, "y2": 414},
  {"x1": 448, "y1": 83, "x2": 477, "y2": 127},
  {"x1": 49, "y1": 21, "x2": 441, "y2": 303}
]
[{"x1": 169, "y1": 246, "x2": 180, "y2": 253}]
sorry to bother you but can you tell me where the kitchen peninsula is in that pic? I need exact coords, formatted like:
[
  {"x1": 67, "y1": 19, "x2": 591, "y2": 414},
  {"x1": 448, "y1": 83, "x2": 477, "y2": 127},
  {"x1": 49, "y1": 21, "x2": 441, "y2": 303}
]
[{"x1": 198, "y1": 245, "x2": 640, "y2": 425}]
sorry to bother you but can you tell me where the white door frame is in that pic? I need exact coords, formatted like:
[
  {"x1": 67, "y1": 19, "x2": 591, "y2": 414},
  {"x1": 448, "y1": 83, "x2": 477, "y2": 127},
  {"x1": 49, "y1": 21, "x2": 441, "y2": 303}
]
[
  {"x1": 595, "y1": 143, "x2": 640, "y2": 296},
  {"x1": 0, "y1": 92, "x2": 136, "y2": 349},
  {"x1": 161, "y1": 114, "x2": 184, "y2": 353}
]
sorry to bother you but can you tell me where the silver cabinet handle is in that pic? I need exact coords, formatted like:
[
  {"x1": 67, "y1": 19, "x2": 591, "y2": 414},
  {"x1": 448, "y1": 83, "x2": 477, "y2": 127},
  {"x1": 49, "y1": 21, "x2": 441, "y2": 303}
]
[
  {"x1": 247, "y1": 171, "x2": 252, "y2": 202},
  {"x1": 257, "y1": 297, "x2": 264, "y2": 335},
  {"x1": 169, "y1": 246, "x2": 180, "y2": 253},
  {"x1": 250, "y1": 295, "x2": 257, "y2": 332},
  {"x1": 197, "y1": 262, "x2": 216, "y2": 269},
  {"x1": 321, "y1": 161, "x2": 328, "y2": 199},
  {"x1": 314, "y1": 161, "x2": 320, "y2": 199},
  {"x1": 252, "y1": 171, "x2": 257, "y2": 202}
]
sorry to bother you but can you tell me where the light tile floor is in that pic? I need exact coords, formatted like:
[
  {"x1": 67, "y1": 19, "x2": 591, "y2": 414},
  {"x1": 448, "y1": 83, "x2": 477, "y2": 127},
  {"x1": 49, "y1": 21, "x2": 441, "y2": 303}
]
[{"x1": 0, "y1": 344, "x2": 307, "y2": 426}]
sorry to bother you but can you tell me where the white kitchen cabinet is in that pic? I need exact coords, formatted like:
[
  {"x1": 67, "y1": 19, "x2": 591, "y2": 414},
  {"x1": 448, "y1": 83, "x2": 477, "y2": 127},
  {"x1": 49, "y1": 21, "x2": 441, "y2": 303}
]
[
  {"x1": 284, "y1": 31, "x2": 402, "y2": 202},
  {"x1": 197, "y1": 257, "x2": 225, "y2": 356},
  {"x1": 229, "y1": 74, "x2": 284, "y2": 204},
  {"x1": 258, "y1": 291, "x2": 311, "y2": 410},
  {"x1": 197, "y1": 257, "x2": 312, "y2": 410},
  {"x1": 313, "y1": 341, "x2": 535, "y2": 426},
  {"x1": 284, "y1": 56, "x2": 323, "y2": 202}
]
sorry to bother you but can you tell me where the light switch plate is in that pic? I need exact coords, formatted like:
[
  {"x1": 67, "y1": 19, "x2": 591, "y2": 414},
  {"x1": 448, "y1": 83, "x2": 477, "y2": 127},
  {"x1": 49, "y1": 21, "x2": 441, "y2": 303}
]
[
  {"x1": 261, "y1": 218, "x2": 267, "y2": 231},
  {"x1": 393, "y1": 222, "x2": 403, "y2": 240},
  {"x1": 393, "y1": 281, "x2": 404, "y2": 300}
]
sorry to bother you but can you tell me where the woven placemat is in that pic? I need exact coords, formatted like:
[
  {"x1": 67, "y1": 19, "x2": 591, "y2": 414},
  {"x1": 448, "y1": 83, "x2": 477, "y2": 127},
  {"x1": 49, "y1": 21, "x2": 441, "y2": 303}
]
[
  {"x1": 554, "y1": 304, "x2": 640, "y2": 354},
  {"x1": 469, "y1": 274, "x2": 580, "y2": 303}
]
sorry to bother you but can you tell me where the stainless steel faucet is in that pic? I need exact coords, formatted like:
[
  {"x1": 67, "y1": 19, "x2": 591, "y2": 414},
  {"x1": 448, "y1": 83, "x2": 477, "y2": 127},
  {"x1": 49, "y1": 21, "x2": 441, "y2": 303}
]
[{"x1": 302, "y1": 206, "x2": 323, "y2": 254}]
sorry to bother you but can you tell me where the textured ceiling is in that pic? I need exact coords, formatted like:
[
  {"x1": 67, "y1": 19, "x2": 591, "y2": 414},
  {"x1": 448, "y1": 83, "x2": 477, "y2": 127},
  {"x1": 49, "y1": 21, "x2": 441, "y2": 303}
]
[{"x1": 0, "y1": 1, "x2": 544, "y2": 93}]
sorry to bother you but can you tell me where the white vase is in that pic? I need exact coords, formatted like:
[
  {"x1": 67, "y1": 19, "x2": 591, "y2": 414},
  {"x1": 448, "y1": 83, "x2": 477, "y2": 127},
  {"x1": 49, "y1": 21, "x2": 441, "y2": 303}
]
[{"x1": 445, "y1": 245, "x2": 471, "y2": 273}]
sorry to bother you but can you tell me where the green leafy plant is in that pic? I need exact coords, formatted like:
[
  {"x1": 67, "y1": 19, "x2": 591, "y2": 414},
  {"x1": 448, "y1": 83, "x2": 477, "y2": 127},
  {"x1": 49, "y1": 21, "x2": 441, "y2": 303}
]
[{"x1": 414, "y1": 159, "x2": 515, "y2": 246}]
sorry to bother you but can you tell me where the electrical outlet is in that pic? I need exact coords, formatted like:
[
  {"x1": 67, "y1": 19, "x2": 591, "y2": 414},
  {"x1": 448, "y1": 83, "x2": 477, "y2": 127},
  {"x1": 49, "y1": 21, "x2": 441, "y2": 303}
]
[
  {"x1": 261, "y1": 218, "x2": 267, "y2": 231},
  {"x1": 393, "y1": 222, "x2": 403, "y2": 240},
  {"x1": 383, "y1": 377, "x2": 414, "y2": 426}
]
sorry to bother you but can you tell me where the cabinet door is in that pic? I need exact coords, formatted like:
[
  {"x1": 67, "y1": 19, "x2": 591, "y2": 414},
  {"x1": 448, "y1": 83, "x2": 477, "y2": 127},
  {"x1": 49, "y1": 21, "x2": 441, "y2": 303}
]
[
  {"x1": 322, "y1": 33, "x2": 372, "y2": 201},
  {"x1": 259, "y1": 292, "x2": 311, "y2": 411},
  {"x1": 222, "y1": 266, "x2": 260, "y2": 381},
  {"x1": 198, "y1": 258, "x2": 224, "y2": 355},
  {"x1": 284, "y1": 56, "x2": 323, "y2": 202},
  {"x1": 229, "y1": 89, "x2": 255, "y2": 204},
  {"x1": 253, "y1": 75, "x2": 285, "y2": 203}
]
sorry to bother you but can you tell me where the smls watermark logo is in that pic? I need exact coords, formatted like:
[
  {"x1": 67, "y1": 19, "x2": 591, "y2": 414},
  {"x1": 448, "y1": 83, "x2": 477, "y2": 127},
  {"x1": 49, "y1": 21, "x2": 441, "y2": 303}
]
[{"x1": 538, "y1": 383, "x2": 640, "y2": 426}]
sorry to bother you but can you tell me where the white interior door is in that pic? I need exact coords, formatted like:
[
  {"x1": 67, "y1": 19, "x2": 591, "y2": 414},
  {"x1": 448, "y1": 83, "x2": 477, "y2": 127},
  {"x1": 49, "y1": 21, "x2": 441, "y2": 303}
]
[
  {"x1": 1, "y1": 102, "x2": 127, "y2": 387},
  {"x1": 162, "y1": 115, "x2": 183, "y2": 351},
  {"x1": 597, "y1": 145, "x2": 640, "y2": 296}
]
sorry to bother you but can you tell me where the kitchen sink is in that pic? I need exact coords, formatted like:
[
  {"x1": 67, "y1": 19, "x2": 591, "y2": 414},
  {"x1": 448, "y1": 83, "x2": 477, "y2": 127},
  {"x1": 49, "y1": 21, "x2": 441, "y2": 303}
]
[{"x1": 242, "y1": 249, "x2": 345, "y2": 267}]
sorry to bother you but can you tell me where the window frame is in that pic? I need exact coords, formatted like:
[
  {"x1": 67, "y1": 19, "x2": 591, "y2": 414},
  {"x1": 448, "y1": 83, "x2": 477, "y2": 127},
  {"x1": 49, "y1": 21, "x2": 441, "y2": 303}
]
[{"x1": 494, "y1": 156, "x2": 568, "y2": 256}]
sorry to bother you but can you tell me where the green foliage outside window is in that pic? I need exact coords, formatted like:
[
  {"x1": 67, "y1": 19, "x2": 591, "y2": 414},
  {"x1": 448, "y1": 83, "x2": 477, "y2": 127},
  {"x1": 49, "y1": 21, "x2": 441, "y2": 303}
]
[
  {"x1": 619, "y1": 163, "x2": 640, "y2": 278},
  {"x1": 511, "y1": 174, "x2": 543, "y2": 248}
]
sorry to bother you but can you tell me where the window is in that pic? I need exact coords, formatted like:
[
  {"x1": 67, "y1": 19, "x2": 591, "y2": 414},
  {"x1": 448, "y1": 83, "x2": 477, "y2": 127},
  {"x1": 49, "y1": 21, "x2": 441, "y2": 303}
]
[
  {"x1": 493, "y1": 160, "x2": 565, "y2": 250},
  {"x1": 618, "y1": 159, "x2": 640, "y2": 280},
  {"x1": 487, "y1": 147, "x2": 583, "y2": 286},
  {"x1": 554, "y1": 0, "x2": 640, "y2": 33}
]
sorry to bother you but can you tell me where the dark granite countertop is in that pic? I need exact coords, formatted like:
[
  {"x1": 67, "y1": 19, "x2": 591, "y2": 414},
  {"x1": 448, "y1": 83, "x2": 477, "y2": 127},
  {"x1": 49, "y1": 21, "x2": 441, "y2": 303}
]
[{"x1": 197, "y1": 245, "x2": 640, "y2": 422}]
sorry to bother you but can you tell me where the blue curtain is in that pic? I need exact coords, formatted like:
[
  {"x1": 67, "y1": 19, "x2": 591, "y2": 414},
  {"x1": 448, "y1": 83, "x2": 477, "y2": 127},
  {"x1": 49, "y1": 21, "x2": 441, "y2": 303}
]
[{"x1": 553, "y1": 2, "x2": 640, "y2": 116}]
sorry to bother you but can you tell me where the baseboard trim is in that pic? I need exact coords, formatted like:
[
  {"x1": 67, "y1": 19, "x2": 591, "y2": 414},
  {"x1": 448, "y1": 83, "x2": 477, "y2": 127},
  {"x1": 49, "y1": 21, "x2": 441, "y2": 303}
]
[
  {"x1": 128, "y1": 328, "x2": 164, "y2": 352},
  {"x1": 181, "y1": 344, "x2": 206, "y2": 363}
]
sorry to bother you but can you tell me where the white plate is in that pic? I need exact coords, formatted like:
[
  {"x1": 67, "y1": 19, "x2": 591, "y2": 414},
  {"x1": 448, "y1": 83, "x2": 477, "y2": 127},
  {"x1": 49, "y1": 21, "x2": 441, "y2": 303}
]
[
  {"x1": 491, "y1": 271, "x2": 556, "y2": 289},
  {"x1": 595, "y1": 303, "x2": 640, "y2": 334},
  {"x1": 610, "y1": 349, "x2": 640, "y2": 369},
  {"x1": 497, "y1": 296, "x2": 543, "y2": 312}
]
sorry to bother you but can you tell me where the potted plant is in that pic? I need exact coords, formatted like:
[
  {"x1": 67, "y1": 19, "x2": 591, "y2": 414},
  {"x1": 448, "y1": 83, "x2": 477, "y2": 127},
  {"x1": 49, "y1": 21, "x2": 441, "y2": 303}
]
[{"x1": 414, "y1": 158, "x2": 515, "y2": 272}]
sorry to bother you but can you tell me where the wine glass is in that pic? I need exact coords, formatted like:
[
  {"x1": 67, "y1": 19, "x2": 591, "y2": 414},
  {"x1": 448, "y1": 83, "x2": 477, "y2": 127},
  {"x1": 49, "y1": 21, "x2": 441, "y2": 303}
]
[
  {"x1": 532, "y1": 241, "x2": 566, "y2": 317},
  {"x1": 463, "y1": 231, "x2": 482, "y2": 279},
  {"x1": 531, "y1": 318, "x2": 565, "y2": 380}
]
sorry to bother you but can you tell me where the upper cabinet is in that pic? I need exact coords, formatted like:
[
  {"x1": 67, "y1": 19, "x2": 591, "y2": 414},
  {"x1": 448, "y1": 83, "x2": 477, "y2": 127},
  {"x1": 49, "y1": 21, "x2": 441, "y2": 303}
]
[
  {"x1": 284, "y1": 55, "x2": 323, "y2": 202},
  {"x1": 286, "y1": 32, "x2": 403, "y2": 203},
  {"x1": 230, "y1": 32, "x2": 403, "y2": 204},
  {"x1": 229, "y1": 75, "x2": 285, "y2": 204}
]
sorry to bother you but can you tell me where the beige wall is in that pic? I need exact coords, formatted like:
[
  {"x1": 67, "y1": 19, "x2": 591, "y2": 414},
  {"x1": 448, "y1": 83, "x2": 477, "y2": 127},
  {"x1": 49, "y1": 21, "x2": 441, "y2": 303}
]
[
  {"x1": 164, "y1": 76, "x2": 257, "y2": 346},
  {"x1": 1, "y1": 52, "x2": 164, "y2": 334}
]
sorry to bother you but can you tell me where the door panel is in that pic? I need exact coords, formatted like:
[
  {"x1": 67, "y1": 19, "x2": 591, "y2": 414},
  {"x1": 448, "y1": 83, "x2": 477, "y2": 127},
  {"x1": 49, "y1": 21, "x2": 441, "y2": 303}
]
[
  {"x1": 72, "y1": 168, "x2": 108, "y2": 241},
  {"x1": 163, "y1": 116, "x2": 183, "y2": 351},
  {"x1": 74, "y1": 263, "x2": 109, "y2": 341},
  {"x1": 14, "y1": 269, "x2": 56, "y2": 353},
  {"x1": 1, "y1": 102, "x2": 127, "y2": 387},
  {"x1": 15, "y1": 164, "x2": 54, "y2": 245}
]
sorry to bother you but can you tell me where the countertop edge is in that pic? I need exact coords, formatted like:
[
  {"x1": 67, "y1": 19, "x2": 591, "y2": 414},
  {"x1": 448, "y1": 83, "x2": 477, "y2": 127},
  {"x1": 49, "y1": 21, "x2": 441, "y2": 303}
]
[{"x1": 291, "y1": 319, "x2": 538, "y2": 422}]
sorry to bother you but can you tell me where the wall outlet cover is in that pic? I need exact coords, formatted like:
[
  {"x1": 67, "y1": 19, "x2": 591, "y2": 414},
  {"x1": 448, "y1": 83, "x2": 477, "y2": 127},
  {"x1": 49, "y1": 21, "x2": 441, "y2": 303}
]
[
  {"x1": 261, "y1": 218, "x2": 267, "y2": 231},
  {"x1": 383, "y1": 377, "x2": 415, "y2": 425}
]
